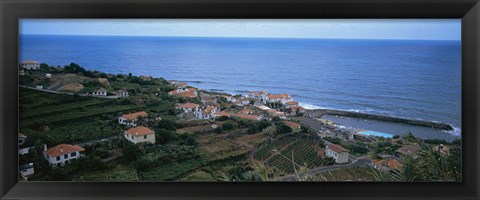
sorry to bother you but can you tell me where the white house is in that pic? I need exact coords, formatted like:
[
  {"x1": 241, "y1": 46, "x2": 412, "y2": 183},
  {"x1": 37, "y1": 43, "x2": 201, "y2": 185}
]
[
  {"x1": 115, "y1": 89, "x2": 129, "y2": 97},
  {"x1": 264, "y1": 93, "x2": 292, "y2": 104},
  {"x1": 45, "y1": 74, "x2": 52, "y2": 79},
  {"x1": 92, "y1": 87, "x2": 107, "y2": 96},
  {"x1": 124, "y1": 126, "x2": 156, "y2": 144},
  {"x1": 176, "y1": 103, "x2": 200, "y2": 113},
  {"x1": 248, "y1": 91, "x2": 267, "y2": 100},
  {"x1": 44, "y1": 144, "x2": 85, "y2": 167},
  {"x1": 19, "y1": 60, "x2": 40, "y2": 70},
  {"x1": 326, "y1": 144, "x2": 350, "y2": 164},
  {"x1": 285, "y1": 101, "x2": 299, "y2": 108},
  {"x1": 118, "y1": 111, "x2": 148, "y2": 127},
  {"x1": 197, "y1": 106, "x2": 218, "y2": 119},
  {"x1": 18, "y1": 133, "x2": 27, "y2": 145}
]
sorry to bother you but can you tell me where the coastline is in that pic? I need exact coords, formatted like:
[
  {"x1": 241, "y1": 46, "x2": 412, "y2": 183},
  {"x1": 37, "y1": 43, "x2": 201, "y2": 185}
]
[{"x1": 307, "y1": 108, "x2": 454, "y2": 131}]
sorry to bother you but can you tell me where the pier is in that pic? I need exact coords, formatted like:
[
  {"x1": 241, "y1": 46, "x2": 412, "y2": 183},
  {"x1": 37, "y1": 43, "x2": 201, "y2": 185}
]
[{"x1": 307, "y1": 109, "x2": 454, "y2": 131}]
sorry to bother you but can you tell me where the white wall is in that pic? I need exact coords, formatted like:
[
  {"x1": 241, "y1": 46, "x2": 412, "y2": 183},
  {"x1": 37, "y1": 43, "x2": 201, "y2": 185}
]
[
  {"x1": 124, "y1": 133, "x2": 155, "y2": 144},
  {"x1": 45, "y1": 151, "x2": 83, "y2": 167}
]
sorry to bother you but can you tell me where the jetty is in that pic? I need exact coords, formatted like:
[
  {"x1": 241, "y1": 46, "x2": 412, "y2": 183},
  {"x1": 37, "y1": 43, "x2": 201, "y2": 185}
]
[{"x1": 307, "y1": 109, "x2": 454, "y2": 131}]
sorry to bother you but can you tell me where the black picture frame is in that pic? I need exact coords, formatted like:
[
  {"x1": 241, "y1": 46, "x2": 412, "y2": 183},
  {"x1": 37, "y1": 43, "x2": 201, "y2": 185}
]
[{"x1": 1, "y1": 0, "x2": 479, "y2": 200}]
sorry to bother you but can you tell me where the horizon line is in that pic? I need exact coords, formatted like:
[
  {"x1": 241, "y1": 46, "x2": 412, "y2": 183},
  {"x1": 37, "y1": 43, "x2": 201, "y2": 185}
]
[{"x1": 20, "y1": 33, "x2": 461, "y2": 41}]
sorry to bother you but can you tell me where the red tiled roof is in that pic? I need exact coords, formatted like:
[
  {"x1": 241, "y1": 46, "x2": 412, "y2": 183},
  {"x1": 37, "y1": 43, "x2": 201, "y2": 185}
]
[
  {"x1": 203, "y1": 106, "x2": 217, "y2": 114},
  {"x1": 287, "y1": 101, "x2": 299, "y2": 105},
  {"x1": 396, "y1": 145, "x2": 420, "y2": 155},
  {"x1": 267, "y1": 94, "x2": 291, "y2": 99},
  {"x1": 121, "y1": 111, "x2": 148, "y2": 121},
  {"x1": 213, "y1": 111, "x2": 232, "y2": 117},
  {"x1": 327, "y1": 144, "x2": 349, "y2": 153},
  {"x1": 45, "y1": 144, "x2": 85, "y2": 157},
  {"x1": 125, "y1": 126, "x2": 155, "y2": 137},
  {"x1": 177, "y1": 103, "x2": 199, "y2": 109},
  {"x1": 179, "y1": 91, "x2": 197, "y2": 98},
  {"x1": 283, "y1": 121, "x2": 301, "y2": 129}
]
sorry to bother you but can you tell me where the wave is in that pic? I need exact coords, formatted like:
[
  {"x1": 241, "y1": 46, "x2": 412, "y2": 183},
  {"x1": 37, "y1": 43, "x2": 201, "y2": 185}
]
[{"x1": 443, "y1": 126, "x2": 461, "y2": 136}]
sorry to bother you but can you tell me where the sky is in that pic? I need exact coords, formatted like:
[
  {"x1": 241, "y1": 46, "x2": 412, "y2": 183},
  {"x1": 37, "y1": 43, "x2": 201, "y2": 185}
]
[{"x1": 20, "y1": 19, "x2": 461, "y2": 40}]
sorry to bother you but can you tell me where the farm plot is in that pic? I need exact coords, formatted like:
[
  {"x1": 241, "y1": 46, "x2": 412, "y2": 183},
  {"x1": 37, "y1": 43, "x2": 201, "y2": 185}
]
[{"x1": 264, "y1": 139, "x2": 325, "y2": 174}]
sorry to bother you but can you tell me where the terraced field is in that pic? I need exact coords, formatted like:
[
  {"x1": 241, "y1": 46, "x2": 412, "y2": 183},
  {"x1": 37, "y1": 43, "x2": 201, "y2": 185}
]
[
  {"x1": 254, "y1": 137, "x2": 326, "y2": 174},
  {"x1": 19, "y1": 88, "x2": 159, "y2": 144}
]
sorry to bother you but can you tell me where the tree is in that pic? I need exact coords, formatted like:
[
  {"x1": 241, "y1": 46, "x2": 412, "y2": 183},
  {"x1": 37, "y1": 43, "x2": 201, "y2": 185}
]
[
  {"x1": 276, "y1": 124, "x2": 292, "y2": 135},
  {"x1": 133, "y1": 154, "x2": 158, "y2": 181},
  {"x1": 222, "y1": 121, "x2": 234, "y2": 131}
]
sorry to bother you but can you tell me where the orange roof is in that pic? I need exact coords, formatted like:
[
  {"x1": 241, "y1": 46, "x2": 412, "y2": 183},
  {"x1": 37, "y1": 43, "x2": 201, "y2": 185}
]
[
  {"x1": 21, "y1": 60, "x2": 39, "y2": 64},
  {"x1": 283, "y1": 121, "x2": 301, "y2": 129},
  {"x1": 213, "y1": 111, "x2": 231, "y2": 117},
  {"x1": 238, "y1": 109, "x2": 252, "y2": 115},
  {"x1": 267, "y1": 109, "x2": 278, "y2": 114},
  {"x1": 267, "y1": 94, "x2": 291, "y2": 99},
  {"x1": 168, "y1": 90, "x2": 181, "y2": 95},
  {"x1": 121, "y1": 111, "x2": 148, "y2": 121},
  {"x1": 203, "y1": 106, "x2": 217, "y2": 114},
  {"x1": 387, "y1": 159, "x2": 403, "y2": 170},
  {"x1": 179, "y1": 91, "x2": 197, "y2": 98},
  {"x1": 287, "y1": 101, "x2": 299, "y2": 105},
  {"x1": 177, "y1": 103, "x2": 199, "y2": 109},
  {"x1": 186, "y1": 87, "x2": 196, "y2": 92},
  {"x1": 327, "y1": 144, "x2": 349, "y2": 153},
  {"x1": 371, "y1": 159, "x2": 403, "y2": 170},
  {"x1": 125, "y1": 126, "x2": 155, "y2": 137},
  {"x1": 396, "y1": 145, "x2": 420, "y2": 155},
  {"x1": 45, "y1": 144, "x2": 85, "y2": 157}
]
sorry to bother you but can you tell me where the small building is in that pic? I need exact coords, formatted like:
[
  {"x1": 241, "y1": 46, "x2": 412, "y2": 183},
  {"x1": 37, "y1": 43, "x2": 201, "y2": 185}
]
[
  {"x1": 45, "y1": 74, "x2": 52, "y2": 79},
  {"x1": 18, "y1": 133, "x2": 27, "y2": 145},
  {"x1": 19, "y1": 60, "x2": 40, "y2": 70},
  {"x1": 283, "y1": 121, "x2": 301, "y2": 129},
  {"x1": 19, "y1": 69, "x2": 25, "y2": 76},
  {"x1": 35, "y1": 85, "x2": 44, "y2": 89},
  {"x1": 264, "y1": 93, "x2": 292, "y2": 104},
  {"x1": 118, "y1": 111, "x2": 148, "y2": 127},
  {"x1": 114, "y1": 89, "x2": 129, "y2": 97},
  {"x1": 285, "y1": 101, "x2": 299, "y2": 108},
  {"x1": 326, "y1": 144, "x2": 350, "y2": 164},
  {"x1": 92, "y1": 87, "x2": 107, "y2": 96},
  {"x1": 395, "y1": 145, "x2": 420, "y2": 157},
  {"x1": 124, "y1": 126, "x2": 156, "y2": 144},
  {"x1": 212, "y1": 111, "x2": 232, "y2": 118},
  {"x1": 247, "y1": 91, "x2": 267, "y2": 100},
  {"x1": 197, "y1": 106, "x2": 218, "y2": 119},
  {"x1": 44, "y1": 144, "x2": 85, "y2": 167},
  {"x1": 179, "y1": 91, "x2": 197, "y2": 98},
  {"x1": 370, "y1": 159, "x2": 403, "y2": 171},
  {"x1": 176, "y1": 103, "x2": 200, "y2": 113}
]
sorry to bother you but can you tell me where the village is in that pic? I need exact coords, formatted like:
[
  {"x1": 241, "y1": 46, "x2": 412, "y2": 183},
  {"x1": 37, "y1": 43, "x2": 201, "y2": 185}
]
[{"x1": 18, "y1": 61, "x2": 461, "y2": 182}]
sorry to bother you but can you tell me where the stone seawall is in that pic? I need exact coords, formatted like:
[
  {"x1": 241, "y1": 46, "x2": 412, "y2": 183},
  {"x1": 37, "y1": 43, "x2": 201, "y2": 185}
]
[{"x1": 307, "y1": 109, "x2": 454, "y2": 131}]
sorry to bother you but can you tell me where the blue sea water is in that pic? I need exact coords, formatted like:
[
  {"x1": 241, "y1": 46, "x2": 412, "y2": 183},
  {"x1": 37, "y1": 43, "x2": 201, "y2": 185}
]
[{"x1": 19, "y1": 35, "x2": 462, "y2": 132}]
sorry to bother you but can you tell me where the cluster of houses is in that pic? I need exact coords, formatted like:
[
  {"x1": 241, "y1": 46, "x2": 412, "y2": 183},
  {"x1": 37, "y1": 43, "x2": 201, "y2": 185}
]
[{"x1": 166, "y1": 81, "x2": 307, "y2": 122}]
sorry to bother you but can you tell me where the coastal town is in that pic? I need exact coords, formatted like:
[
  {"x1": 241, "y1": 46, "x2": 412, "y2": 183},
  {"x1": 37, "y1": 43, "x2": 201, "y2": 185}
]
[{"x1": 18, "y1": 61, "x2": 461, "y2": 181}]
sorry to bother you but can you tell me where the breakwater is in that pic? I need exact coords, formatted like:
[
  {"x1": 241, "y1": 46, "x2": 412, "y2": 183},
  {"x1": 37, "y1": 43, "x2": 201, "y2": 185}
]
[{"x1": 307, "y1": 109, "x2": 454, "y2": 131}]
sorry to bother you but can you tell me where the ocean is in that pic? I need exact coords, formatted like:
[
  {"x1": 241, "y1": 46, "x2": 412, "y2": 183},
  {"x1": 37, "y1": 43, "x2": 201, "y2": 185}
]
[{"x1": 20, "y1": 34, "x2": 462, "y2": 137}]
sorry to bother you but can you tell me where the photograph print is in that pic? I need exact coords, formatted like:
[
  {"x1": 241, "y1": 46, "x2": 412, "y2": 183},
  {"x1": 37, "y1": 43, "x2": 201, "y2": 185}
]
[{"x1": 18, "y1": 19, "x2": 461, "y2": 182}]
